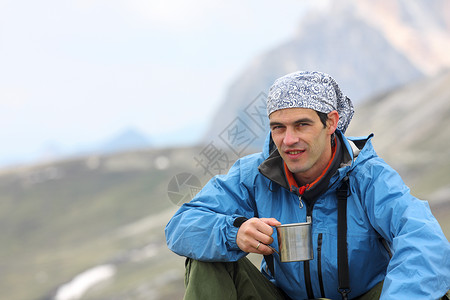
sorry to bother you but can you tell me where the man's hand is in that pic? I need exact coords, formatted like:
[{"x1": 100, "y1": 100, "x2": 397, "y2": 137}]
[{"x1": 236, "y1": 217, "x2": 281, "y2": 255}]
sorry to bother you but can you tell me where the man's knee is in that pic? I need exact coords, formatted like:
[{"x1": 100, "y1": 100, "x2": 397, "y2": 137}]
[
  {"x1": 184, "y1": 258, "x2": 239, "y2": 300},
  {"x1": 185, "y1": 258, "x2": 237, "y2": 282},
  {"x1": 183, "y1": 257, "x2": 286, "y2": 300}
]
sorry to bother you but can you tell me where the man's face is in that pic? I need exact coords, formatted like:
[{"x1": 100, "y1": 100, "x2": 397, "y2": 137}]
[{"x1": 269, "y1": 107, "x2": 336, "y2": 184}]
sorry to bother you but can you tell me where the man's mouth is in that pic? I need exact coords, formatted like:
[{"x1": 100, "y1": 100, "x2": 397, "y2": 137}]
[
  {"x1": 287, "y1": 150, "x2": 304, "y2": 155},
  {"x1": 285, "y1": 149, "x2": 305, "y2": 158}
]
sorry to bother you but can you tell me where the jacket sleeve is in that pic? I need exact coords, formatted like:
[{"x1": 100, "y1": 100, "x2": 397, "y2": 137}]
[
  {"x1": 355, "y1": 157, "x2": 450, "y2": 299},
  {"x1": 165, "y1": 158, "x2": 259, "y2": 262}
]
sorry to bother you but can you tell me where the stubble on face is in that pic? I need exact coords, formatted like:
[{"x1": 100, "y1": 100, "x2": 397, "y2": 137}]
[{"x1": 269, "y1": 108, "x2": 333, "y2": 185}]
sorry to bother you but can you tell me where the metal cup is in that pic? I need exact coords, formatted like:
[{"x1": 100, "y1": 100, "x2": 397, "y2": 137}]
[{"x1": 276, "y1": 221, "x2": 313, "y2": 262}]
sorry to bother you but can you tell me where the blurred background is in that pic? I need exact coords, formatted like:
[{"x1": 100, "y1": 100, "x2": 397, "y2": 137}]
[{"x1": 1, "y1": 0, "x2": 449, "y2": 299}]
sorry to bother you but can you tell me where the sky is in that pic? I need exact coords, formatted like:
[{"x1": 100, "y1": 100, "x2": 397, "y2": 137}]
[{"x1": 0, "y1": 0, "x2": 322, "y2": 167}]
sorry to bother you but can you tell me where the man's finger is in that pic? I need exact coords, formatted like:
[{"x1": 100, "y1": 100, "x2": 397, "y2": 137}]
[
  {"x1": 253, "y1": 229, "x2": 274, "y2": 245},
  {"x1": 260, "y1": 218, "x2": 281, "y2": 227},
  {"x1": 254, "y1": 241, "x2": 276, "y2": 255}
]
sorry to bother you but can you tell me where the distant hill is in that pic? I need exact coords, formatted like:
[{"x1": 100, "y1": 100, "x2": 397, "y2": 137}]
[
  {"x1": 0, "y1": 128, "x2": 154, "y2": 171},
  {"x1": 99, "y1": 128, "x2": 152, "y2": 154},
  {"x1": 205, "y1": 0, "x2": 450, "y2": 150}
]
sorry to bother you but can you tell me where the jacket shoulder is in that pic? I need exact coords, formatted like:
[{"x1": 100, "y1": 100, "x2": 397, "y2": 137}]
[{"x1": 221, "y1": 151, "x2": 266, "y2": 184}]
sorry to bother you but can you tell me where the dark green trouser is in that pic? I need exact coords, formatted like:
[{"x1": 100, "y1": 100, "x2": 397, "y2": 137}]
[
  {"x1": 184, "y1": 257, "x2": 383, "y2": 300},
  {"x1": 184, "y1": 257, "x2": 287, "y2": 300}
]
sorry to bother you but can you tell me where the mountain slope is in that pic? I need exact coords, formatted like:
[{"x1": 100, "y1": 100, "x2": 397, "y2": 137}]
[
  {"x1": 352, "y1": 0, "x2": 450, "y2": 75},
  {"x1": 205, "y1": 0, "x2": 450, "y2": 150},
  {"x1": 347, "y1": 69, "x2": 450, "y2": 202}
]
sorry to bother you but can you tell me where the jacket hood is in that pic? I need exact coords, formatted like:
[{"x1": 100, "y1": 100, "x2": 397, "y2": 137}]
[
  {"x1": 340, "y1": 132, "x2": 375, "y2": 167},
  {"x1": 262, "y1": 131, "x2": 276, "y2": 158}
]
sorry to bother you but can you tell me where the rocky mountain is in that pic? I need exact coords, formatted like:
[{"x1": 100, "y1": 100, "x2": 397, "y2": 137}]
[{"x1": 205, "y1": 0, "x2": 450, "y2": 150}]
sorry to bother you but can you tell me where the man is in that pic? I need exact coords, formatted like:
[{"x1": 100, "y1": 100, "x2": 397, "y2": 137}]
[{"x1": 166, "y1": 71, "x2": 450, "y2": 299}]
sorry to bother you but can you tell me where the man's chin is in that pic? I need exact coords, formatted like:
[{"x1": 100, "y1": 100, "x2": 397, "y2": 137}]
[{"x1": 285, "y1": 163, "x2": 307, "y2": 175}]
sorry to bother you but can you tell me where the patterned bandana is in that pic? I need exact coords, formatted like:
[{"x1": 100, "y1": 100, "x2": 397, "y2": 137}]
[{"x1": 267, "y1": 71, "x2": 354, "y2": 133}]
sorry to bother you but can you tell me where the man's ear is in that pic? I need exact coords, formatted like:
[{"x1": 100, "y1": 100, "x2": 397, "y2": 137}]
[{"x1": 327, "y1": 111, "x2": 339, "y2": 134}]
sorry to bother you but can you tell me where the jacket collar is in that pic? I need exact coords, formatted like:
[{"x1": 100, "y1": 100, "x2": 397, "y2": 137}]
[
  {"x1": 258, "y1": 133, "x2": 345, "y2": 202},
  {"x1": 259, "y1": 130, "x2": 375, "y2": 189}
]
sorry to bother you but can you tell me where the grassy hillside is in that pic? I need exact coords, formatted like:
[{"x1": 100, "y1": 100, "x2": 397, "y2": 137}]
[{"x1": 0, "y1": 148, "x2": 205, "y2": 300}]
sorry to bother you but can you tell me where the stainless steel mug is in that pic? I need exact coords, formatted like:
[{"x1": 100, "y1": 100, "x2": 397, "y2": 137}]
[{"x1": 276, "y1": 221, "x2": 313, "y2": 262}]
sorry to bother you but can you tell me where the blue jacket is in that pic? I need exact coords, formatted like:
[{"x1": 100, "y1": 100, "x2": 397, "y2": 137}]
[{"x1": 166, "y1": 131, "x2": 450, "y2": 299}]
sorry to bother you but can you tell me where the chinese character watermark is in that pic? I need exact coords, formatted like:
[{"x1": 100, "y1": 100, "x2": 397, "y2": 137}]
[
  {"x1": 244, "y1": 92, "x2": 269, "y2": 132},
  {"x1": 167, "y1": 172, "x2": 202, "y2": 206},
  {"x1": 167, "y1": 92, "x2": 270, "y2": 206},
  {"x1": 219, "y1": 117, "x2": 258, "y2": 157},
  {"x1": 194, "y1": 141, "x2": 231, "y2": 177}
]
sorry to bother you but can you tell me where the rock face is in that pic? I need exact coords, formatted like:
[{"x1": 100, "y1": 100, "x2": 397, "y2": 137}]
[
  {"x1": 347, "y1": 69, "x2": 450, "y2": 201},
  {"x1": 350, "y1": 0, "x2": 450, "y2": 75},
  {"x1": 204, "y1": 0, "x2": 450, "y2": 151}
]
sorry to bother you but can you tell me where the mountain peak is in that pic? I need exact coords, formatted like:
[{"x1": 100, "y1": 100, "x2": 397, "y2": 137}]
[
  {"x1": 351, "y1": 0, "x2": 450, "y2": 75},
  {"x1": 100, "y1": 128, "x2": 152, "y2": 154}
]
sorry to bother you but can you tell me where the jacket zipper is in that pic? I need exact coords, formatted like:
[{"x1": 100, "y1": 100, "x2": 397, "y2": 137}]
[
  {"x1": 303, "y1": 261, "x2": 314, "y2": 299},
  {"x1": 317, "y1": 233, "x2": 325, "y2": 298},
  {"x1": 303, "y1": 205, "x2": 314, "y2": 299},
  {"x1": 295, "y1": 191, "x2": 315, "y2": 299}
]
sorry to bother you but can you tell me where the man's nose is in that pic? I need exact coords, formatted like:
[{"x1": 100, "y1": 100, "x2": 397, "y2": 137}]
[{"x1": 283, "y1": 127, "x2": 298, "y2": 145}]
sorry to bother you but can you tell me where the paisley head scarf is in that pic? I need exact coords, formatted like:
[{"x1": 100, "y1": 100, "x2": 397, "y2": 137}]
[{"x1": 267, "y1": 71, "x2": 354, "y2": 133}]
